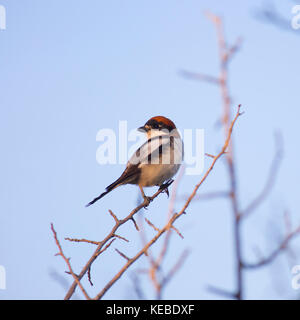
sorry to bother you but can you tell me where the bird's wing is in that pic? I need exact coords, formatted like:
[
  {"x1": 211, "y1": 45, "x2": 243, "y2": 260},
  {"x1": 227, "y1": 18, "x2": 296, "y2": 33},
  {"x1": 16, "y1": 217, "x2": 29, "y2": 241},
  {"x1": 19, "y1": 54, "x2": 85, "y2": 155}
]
[{"x1": 129, "y1": 135, "x2": 183, "y2": 166}]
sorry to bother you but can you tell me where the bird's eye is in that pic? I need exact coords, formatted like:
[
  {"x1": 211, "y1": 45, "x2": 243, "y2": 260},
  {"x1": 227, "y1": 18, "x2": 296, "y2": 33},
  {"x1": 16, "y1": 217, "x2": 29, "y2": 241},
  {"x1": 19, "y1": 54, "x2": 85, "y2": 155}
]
[{"x1": 153, "y1": 123, "x2": 159, "y2": 129}]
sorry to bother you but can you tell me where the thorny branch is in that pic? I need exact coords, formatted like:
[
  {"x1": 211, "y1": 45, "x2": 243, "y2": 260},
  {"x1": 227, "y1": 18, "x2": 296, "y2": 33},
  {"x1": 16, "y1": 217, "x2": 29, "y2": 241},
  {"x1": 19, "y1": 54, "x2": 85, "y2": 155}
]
[
  {"x1": 254, "y1": 1, "x2": 300, "y2": 36},
  {"x1": 181, "y1": 12, "x2": 300, "y2": 299},
  {"x1": 242, "y1": 132, "x2": 283, "y2": 219},
  {"x1": 61, "y1": 182, "x2": 173, "y2": 300},
  {"x1": 51, "y1": 11, "x2": 300, "y2": 300},
  {"x1": 137, "y1": 166, "x2": 187, "y2": 299},
  {"x1": 93, "y1": 107, "x2": 241, "y2": 299},
  {"x1": 50, "y1": 223, "x2": 91, "y2": 300},
  {"x1": 242, "y1": 225, "x2": 300, "y2": 269},
  {"x1": 51, "y1": 105, "x2": 242, "y2": 300}
]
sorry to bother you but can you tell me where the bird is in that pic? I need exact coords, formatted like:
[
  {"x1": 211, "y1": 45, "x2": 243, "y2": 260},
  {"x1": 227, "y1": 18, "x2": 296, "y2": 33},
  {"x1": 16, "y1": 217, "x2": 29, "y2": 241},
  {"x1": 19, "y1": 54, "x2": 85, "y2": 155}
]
[{"x1": 86, "y1": 116, "x2": 184, "y2": 207}]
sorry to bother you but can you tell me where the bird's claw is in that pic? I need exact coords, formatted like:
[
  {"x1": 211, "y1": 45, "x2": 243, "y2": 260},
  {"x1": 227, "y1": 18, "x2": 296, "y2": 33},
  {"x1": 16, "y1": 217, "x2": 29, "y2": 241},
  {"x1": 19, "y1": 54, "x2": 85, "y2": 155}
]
[
  {"x1": 163, "y1": 188, "x2": 170, "y2": 198},
  {"x1": 143, "y1": 196, "x2": 152, "y2": 208},
  {"x1": 158, "y1": 179, "x2": 174, "y2": 198}
]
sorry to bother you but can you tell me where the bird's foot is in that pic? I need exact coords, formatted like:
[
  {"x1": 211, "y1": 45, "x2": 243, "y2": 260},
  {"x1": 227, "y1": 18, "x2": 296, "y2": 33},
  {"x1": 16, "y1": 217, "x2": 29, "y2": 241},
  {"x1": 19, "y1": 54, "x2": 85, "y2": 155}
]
[
  {"x1": 143, "y1": 196, "x2": 152, "y2": 208},
  {"x1": 158, "y1": 179, "x2": 174, "y2": 198}
]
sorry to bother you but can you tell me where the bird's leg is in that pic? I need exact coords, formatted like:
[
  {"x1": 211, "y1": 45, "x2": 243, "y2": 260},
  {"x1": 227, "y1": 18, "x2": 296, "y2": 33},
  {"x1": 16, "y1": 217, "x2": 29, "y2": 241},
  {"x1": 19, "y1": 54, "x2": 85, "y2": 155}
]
[
  {"x1": 158, "y1": 179, "x2": 174, "y2": 198},
  {"x1": 139, "y1": 185, "x2": 152, "y2": 206}
]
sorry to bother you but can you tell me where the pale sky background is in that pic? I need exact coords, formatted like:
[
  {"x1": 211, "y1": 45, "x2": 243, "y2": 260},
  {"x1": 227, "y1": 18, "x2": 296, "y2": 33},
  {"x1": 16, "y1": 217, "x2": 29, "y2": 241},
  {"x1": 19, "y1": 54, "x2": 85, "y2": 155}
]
[{"x1": 1, "y1": 0, "x2": 300, "y2": 299}]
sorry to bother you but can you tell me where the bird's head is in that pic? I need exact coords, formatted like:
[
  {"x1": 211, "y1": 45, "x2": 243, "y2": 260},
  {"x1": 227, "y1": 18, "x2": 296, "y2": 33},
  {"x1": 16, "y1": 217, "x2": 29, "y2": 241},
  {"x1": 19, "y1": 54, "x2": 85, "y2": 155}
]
[{"x1": 138, "y1": 116, "x2": 178, "y2": 139}]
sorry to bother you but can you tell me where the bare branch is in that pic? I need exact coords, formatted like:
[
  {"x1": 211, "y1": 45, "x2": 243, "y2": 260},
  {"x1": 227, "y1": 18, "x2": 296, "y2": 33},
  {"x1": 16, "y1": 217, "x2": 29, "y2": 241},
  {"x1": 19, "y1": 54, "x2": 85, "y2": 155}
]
[
  {"x1": 64, "y1": 183, "x2": 173, "y2": 300},
  {"x1": 51, "y1": 223, "x2": 91, "y2": 300},
  {"x1": 115, "y1": 248, "x2": 130, "y2": 261},
  {"x1": 242, "y1": 132, "x2": 284, "y2": 219},
  {"x1": 87, "y1": 267, "x2": 93, "y2": 286},
  {"x1": 130, "y1": 273, "x2": 146, "y2": 300},
  {"x1": 171, "y1": 225, "x2": 184, "y2": 239},
  {"x1": 96, "y1": 238, "x2": 116, "y2": 257},
  {"x1": 242, "y1": 225, "x2": 300, "y2": 269},
  {"x1": 108, "y1": 209, "x2": 119, "y2": 224},
  {"x1": 207, "y1": 285, "x2": 237, "y2": 300},
  {"x1": 144, "y1": 218, "x2": 161, "y2": 233},
  {"x1": 161, "y1": 250, "x2": 189, "y2": 289},
  {"x1": 224, "y1": 37, "x2": 243, "y2": 64},
  {"x1": 205, "y1": 153, "x2": 217, "y2": 158},
  {"x1": 178, "y1": 105, "x2": 242, "y2": 219},
  {"x1": 113, "y1": 234, "x2": 129, "y2": 242},
  {"x1": 254, "y1": 3, "x2": 300, "y2": 36},
  {"x1": 65, "y1": 237, "x2": 101, "y2": 245},
  {"x1": 179, "y1": 190, "x2": 230, "y2": 202},
  {"x1": 179, "y1": 70, "x2": 220, "y2": 85},
  {"x1": 130, "y1": 217, "x2": 140, "y2": 231}
]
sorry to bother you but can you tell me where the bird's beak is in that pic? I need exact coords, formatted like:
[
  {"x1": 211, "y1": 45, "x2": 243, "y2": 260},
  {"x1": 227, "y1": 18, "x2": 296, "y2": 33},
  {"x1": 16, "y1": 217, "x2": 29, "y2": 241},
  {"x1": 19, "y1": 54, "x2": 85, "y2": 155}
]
[{"x1": 138, "y1": 125, "x2": 147, "y2": 132}]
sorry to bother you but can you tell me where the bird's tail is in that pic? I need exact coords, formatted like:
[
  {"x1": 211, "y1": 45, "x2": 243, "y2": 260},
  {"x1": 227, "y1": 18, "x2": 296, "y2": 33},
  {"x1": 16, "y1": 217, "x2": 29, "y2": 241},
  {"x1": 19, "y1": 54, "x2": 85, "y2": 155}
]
[
  {"x1": 85, "y1": 179, "x2": 123, "y2": 207},
  {"x1": 86, "y1": 164, "x2": 140, "y2": 207}
]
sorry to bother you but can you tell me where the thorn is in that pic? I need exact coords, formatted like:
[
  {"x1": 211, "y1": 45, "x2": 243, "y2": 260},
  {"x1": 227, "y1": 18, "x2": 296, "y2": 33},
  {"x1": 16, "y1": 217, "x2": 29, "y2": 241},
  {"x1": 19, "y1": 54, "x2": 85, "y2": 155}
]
[
  {"x1": 171, "y1": 225, "x2": 184, "y2": 239},
  {"x1": 115, "y1": 248, "x2": 130, "y2": 261},
  {"x1": 109, "y1": 210, "x2": 119, "y2": 224},
  {"x1": 145, "y1": 218, "x2": 161, "y2": 232},
  {"x1": 113, "y1": 234, "x2": 130, "y2": 242},
  {"x1": 205, "y1": 153, "x2": 216, "y2": 159},
  {"x1": 164, "y1": 188, "x2": 170, "y2": 198},
  {"x1": 131, "y1": 217, "x2": 140, "y2": 231}
]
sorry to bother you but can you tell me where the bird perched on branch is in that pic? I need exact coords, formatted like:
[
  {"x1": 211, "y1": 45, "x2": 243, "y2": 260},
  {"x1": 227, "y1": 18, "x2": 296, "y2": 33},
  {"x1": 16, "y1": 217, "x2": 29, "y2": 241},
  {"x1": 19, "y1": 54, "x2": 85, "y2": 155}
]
[{"x1": 86, "y1": 116, "x2": 183, "y2": 207}]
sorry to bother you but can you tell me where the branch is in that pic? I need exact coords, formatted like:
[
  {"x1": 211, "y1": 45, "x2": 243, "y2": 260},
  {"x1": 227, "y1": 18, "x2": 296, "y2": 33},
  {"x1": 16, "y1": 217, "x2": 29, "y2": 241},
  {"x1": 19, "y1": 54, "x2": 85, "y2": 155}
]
[
  {"x1": 254, "y1": 3, "x2": 300, "y2": 36},
  {"x1": 179, "y1": 70, "x2": 220, "y2": 85},
  {"x1": 206, "y1": 285, "x2": 237, "y2": 300},
  {"x1": 65, "y1": 237, "x2": 101, "y2": 245},
  {"x1": 63, "y1": 182, "x2": 173, "y2": 300},
  {"x1": 242, "y1": 225, "x2": 300, "y2": 269},
  {"x1": 51, "y1": 223, "x2": 91, "y2": 300},
  {"x1": 179, "y1": 105, "x2": 242, "y2": 215},
  {"x1": 206, "y1": 12, "x2": 244, "y2": 300},
  {"x1": 179, "y1": 190, "x2": 230, "y2": 202},
  {"x1": 241, "y1": 132, "x2": 284, "y2": 219},
  {"x1": 160, "y1": 249, "x2": 189, "y2": 292}
]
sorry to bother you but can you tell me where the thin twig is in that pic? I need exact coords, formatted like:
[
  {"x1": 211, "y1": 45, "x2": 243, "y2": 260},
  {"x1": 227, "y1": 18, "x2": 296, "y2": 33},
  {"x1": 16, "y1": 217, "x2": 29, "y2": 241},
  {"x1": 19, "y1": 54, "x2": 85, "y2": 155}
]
[
  {"x1": 207, "y1": 285, "x2": 237, "y2": 300},
  {"x1": 109, "y1": 209, "x2": 119, "y2": 224},
  {"x1": 115, "y1": 248, "x2": 130, "y2": 261},
  {"x1": 87, "y1": 267, "x2": 93, "y2": 286},
  {"x1": 179, "y1": 70, "x2": 220, "y2": 85},
  {"x1": 242, "y1": 132, "x2": 283, "y2": 219},
  {"x1": 113, "y1": 234, "x2": 129, "y2": 242},
  {"x1": 179, "y1": 190, "x2": 230, "y2": 202},
  {"x1": 96, "y1": 238, "x2": 116, "y2": 257},
  {"x1": 206, "y1": 12, "x2": 243, "y2": 299},
  {"x1": 242, "y1": 225, "x2": 300, "y2": 269},
  {"x1": 144, "y1": 218, "x2": 161, "y2": 233},
  {"x1": 65, "y1": 238, "x2": 101, "y2": 245},
  {"x1": 51, "y1": 223, "x2": 91, "y2": 300},
  {"x1": 161, "y1": 249, "x2": 189, "y2": 290},
  {"x1": 171, "y1": 225, "x2": 184, "y2": 239}
]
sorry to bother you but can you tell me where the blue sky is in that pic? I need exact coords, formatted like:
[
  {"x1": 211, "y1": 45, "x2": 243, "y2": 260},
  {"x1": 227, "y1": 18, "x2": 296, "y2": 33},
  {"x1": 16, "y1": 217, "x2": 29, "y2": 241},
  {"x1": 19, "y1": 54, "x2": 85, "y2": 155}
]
[{"x1": 1, "y1": 0, "x2": 300, "y2": 299}]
